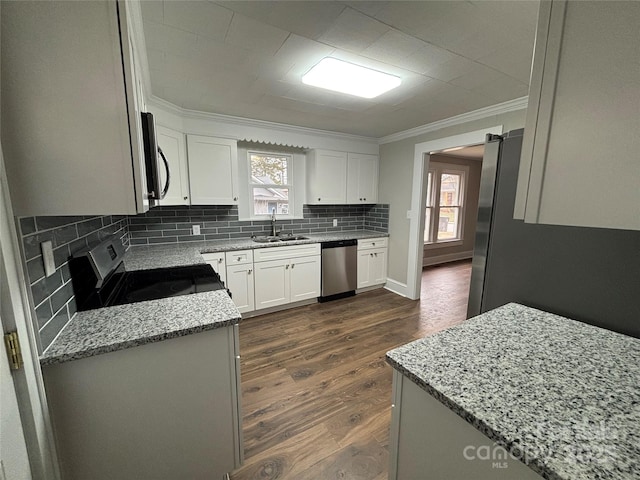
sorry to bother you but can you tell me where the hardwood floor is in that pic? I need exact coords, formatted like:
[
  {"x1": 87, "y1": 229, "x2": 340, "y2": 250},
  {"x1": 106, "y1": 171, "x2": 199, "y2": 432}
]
[{"x1": 230, "y1": 260, "x2": 472, "y2": 480}]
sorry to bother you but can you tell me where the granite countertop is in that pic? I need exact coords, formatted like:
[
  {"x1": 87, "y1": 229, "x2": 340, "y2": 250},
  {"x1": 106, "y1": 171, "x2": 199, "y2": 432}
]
[
  {"x1": 41, "y1": 230, "x2": 383, "y2": 366},
  {"x1": 41, "y1": 290, "x2": 240, "y2": 366},
  {"x1": 124, "y1": 229, "x2": 387, "y2": 271},
  {"x1": 386, "y1": 303, "x2": 640, "y2": 480}
]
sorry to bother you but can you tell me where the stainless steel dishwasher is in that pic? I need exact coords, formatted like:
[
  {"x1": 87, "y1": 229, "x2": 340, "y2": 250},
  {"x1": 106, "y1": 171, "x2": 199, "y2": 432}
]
[{"x1": 320, "y1": 239, "x2": 357, "y2": 301}]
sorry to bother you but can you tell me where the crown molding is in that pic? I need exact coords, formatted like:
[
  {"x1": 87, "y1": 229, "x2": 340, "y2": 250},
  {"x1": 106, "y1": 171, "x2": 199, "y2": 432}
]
[
  {"x1": 378, "y1": 96, "x2": 529, "y2": 145},
  {"x1": 146, "y1": 95, "x2": 379, "y2": 145}
]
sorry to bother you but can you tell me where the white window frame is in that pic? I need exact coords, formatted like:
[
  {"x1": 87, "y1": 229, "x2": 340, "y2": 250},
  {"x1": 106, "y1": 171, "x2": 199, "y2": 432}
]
[
  {"x1": 424, "y1": 162, "x2": 469, "y2": 248},
  {"x1": 247, "y1": 150, "x2": 294, "y2": 220}
]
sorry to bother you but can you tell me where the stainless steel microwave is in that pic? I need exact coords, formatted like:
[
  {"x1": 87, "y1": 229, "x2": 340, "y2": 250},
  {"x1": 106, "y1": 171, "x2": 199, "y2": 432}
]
[{"x1": 140, "y1": 112, "x2": 170, "y2": 207}]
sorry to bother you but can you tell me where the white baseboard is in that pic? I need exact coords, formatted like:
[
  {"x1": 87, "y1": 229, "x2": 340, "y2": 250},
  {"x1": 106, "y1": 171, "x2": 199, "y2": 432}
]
[
  {"x1": 384, "y1": 278, "x2": 409, "y2": 298},
  {"x1": 422, "y1": 251, "x2": 473, "y2": 267}
]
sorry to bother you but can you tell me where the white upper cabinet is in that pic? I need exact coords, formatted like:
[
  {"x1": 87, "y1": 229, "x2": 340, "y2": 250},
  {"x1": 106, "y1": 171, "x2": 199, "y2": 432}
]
[
  {"x1": 306, "y1": 150, "x2": 348, "y2": 204},
  {"x1": 186, "y1": 135, "x2": 239, "y2": 205},
  {"x1": 156, "y1": 126, "x2": 189, "y2": 206},
  {"x1": 515, "y1": 0, "x2": 640, "y2": 230},
  {"x1": 347, "y1": 153, "x2": 378, "y2": 204},
  {"x1": 1, "y1": 1, "x2": 148, "y2": 216}
]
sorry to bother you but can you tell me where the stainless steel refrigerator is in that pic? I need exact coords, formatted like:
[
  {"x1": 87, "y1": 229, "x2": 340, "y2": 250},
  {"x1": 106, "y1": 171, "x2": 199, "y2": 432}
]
[{"x1": 466, "y1": 129, "x2": 640, "y2": 338}]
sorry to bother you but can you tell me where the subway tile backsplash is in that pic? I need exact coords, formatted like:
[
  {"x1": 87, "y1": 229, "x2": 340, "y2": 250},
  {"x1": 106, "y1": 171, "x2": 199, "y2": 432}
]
[
  {"x1": 19, "y1": 215, "x2": 129, "y2": 352},
  {"x1": 128, "y1": 204, "x2": 389, "y2": 245},
  {"x1": 17, "y1": 204, "x2": 387, "y2": 352}
]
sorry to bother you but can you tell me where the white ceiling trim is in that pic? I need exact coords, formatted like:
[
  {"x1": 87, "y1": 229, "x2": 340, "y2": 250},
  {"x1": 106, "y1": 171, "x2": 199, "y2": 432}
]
[
  {"x1": 378, "y1": 96, "x2": 529, "y2": 145},
  {"x1": 146, "y1": 95, "x2": 379, "y2": 145}
]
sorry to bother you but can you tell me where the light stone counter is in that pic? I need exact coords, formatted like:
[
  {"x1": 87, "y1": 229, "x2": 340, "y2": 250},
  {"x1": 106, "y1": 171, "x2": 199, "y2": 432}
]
[{"x1": 386, "y1": 303, "x2": 640, "y2": 480}]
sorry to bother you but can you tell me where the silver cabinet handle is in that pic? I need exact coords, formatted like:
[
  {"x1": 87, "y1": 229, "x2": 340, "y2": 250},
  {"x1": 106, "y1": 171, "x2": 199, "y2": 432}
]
[
  {"x1": 370, "y1": 253, "x2": 374, "y2": 257},
  {"x1": 183, "y1": 196, "x2": 188, "y2": 200},
  {"x1": 291, "y1": 264, "x2": 295, "y2": 269},
  {"x1": 234, "y1": 197, "x2": 238, "y2": 201},
  {"x1": 372, "y1": 242, "x2": 376, "y2": 246},
  {"x1": 248, "y1": 269, "x2": 252, "y2": 275},
  {"x1": 218, "y1": 258, "x2": 223, "y2": 263},
  {"x1": 286, "y1": 264, "x2": 289, "y2": 269},
  {"x1": 374, "y1": 253, "x2": 378, "y2": 257},
  {"x1": 318, "y1": 197, "x2": 321, "y2": 201},
  {"x1": 237, "y1": 257, "x2": 242, "y2": 261}
]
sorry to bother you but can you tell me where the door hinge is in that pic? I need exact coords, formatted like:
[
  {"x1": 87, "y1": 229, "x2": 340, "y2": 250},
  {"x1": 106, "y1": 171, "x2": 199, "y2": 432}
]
[{"x1": 4, "y1": 331, "x2": 24, "y2": 370}]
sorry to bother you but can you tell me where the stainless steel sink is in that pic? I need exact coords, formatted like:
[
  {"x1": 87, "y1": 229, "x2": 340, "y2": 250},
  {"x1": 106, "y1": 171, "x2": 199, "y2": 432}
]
[
  {"x1": 278, "y1": 235, "x2": 308, "y2": 241},
  {"x1": 252, "y1": 235, "x2": 281, "y2": 243},
  {"x1": 252, "y1": 235, "x2": 308, "y2": 243}
]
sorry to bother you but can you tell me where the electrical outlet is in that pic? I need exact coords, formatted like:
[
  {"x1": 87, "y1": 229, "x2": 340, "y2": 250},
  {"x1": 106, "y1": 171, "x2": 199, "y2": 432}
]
[
  {"x1": 41, "y1": 241, "x2": 56, "y2": 277},
  {"x1": 192, "y1": 225, "x2": 201, "y2": 235},
  {"x1": 333, "y1": 219, "x2": 338, "y2": 227}
]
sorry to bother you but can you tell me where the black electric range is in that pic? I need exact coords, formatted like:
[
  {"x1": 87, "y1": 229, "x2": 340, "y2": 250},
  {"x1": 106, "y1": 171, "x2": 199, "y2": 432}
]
[{"x1": 70, "y1": 237, "x2": 226, "y2": 312}]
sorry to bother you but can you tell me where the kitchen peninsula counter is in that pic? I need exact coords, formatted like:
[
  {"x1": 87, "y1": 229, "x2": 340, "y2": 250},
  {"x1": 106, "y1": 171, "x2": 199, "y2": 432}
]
[
  {"x1": 40, "y1": 290, "x2": 240, "y2": 366},
  {"x1": 386, "y1": 303, "x2": 640, "y2": 480}
]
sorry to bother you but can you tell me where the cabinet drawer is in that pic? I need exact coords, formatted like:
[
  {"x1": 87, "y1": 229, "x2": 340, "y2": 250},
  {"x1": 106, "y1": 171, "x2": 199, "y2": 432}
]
[
  {"x1": 201, "y1": 252, "x2": 225, "y2": 263},
  {"x1": 225, "y1": 250, "x2": 253, "y2": 265},
  {"x1": 253, "y1": 243, "x2": 320, "y2": 263},
  {"x1": 357, "y1": 237, "x2": 388, "y2": 250}
]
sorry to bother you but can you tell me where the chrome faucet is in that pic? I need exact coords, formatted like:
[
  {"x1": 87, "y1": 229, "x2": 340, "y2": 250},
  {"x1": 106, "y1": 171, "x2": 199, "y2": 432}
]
[{"x1": 270, "y1": 211, "x2": 277, "y2": 236}]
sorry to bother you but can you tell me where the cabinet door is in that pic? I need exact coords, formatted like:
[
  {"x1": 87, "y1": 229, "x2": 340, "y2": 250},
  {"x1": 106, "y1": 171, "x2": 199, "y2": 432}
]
[
  {"x1": 357, "y1": 250, "x2": 373, "y2": 289},
  {"x1": 289, "y1": 256, "x2": 321, "y2": 302},
  {"x1": 307, "y1": 150, "x2": 347, "y2": 204},
  {"x1": 254, "y1": 259, "x2": 289, "y2": 310},
  {"x1": 202, "y1": 253, "x2": 226, "y2": 285},
  {"x1": 357, "y1": 248, "x2": 387, "y2": 288},
  {"x1": 226, "y1": 264, "x2": 254, "y2": 314},
  {"x1": 515, "y1": 1, "x2": 640, "y2": 230},
  {"x1": 187, "y1": 135, "x2": 239, "y2": 205},
  {"x1": 1, "y1": 1, "x2": 145, "y2": 215},
  {"x1": 157, "y1": 126, "x2": 189, "y2": 206},
  {"x1": 369, "y1": 248, "x2": 387, "y2": 286},
  {"x1": 347, "y1": 153, "x2": 379, "y2": 204}
]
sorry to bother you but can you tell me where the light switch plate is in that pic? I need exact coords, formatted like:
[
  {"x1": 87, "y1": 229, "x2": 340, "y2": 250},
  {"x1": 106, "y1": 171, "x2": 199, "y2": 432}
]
[
  {"x1": 333, "y1": 219, "x2": 338, "y2": 227},
  {"x1": 192, "y1": 225, "x2": 201, "y2": 235},
  {"x1": 41, "y1": 240, "x2": 56, "y2": 277}
]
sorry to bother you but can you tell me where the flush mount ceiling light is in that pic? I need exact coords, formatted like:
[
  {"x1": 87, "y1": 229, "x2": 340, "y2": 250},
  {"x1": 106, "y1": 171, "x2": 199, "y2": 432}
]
[{"x1": 302, "y1": 57, "x2": 401, "y2": 99}]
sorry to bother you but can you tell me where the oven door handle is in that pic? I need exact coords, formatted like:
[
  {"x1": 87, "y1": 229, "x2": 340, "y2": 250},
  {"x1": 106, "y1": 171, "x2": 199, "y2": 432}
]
[{"x1": 158, "y1": 146, "x2": 170, "y2": 200}]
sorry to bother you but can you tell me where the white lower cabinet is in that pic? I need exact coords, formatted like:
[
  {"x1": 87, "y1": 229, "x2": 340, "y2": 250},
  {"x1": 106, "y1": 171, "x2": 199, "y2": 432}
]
[
  {"x1": 224, "y1": 250, "x2": 254, "y2": 313},
  {"x1": 253, "y1": 244, "x2": 321, "y2": 311},
  {"x1": 389, "y1": 370, "x2": 541, "y2": 480},
  {"x1": 289, "y1": 255, "x2": 322, "y2": 302},
  {"x1": 357, "y1": 238, "x2": 388, "y2": 289},
  {"x1": 201, "y1": 252, "x2": 226, "y2": 284},
  {"x1": 357, "y1": 248, "x2": 388, "y2": 288},
  {"x1": 226, "y1": 263, "x2": 255, "y2": 314},
  {"x1": 254, "y1": 259, "x2": 289, "y2": 309},
  {"x1": 42, "y1": 327, "x2": 242, "y2": 480}
]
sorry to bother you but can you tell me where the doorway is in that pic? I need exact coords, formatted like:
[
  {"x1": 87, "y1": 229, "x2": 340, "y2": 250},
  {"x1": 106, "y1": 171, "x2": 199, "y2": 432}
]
[{"x1": 405, "y1": 127, "x2": 503, "y2": 300}]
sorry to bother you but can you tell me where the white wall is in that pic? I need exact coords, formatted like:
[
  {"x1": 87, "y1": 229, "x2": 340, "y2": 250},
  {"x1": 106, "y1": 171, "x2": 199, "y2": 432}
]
[{"x1": 379, "y1": 110, "x2": 527, "y2": 289}]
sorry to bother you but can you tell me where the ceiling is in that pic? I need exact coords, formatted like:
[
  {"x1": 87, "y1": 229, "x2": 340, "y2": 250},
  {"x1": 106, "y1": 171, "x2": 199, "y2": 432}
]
[{"x1": 140, "y1": 1, "x2": 539, "y2": 138}]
